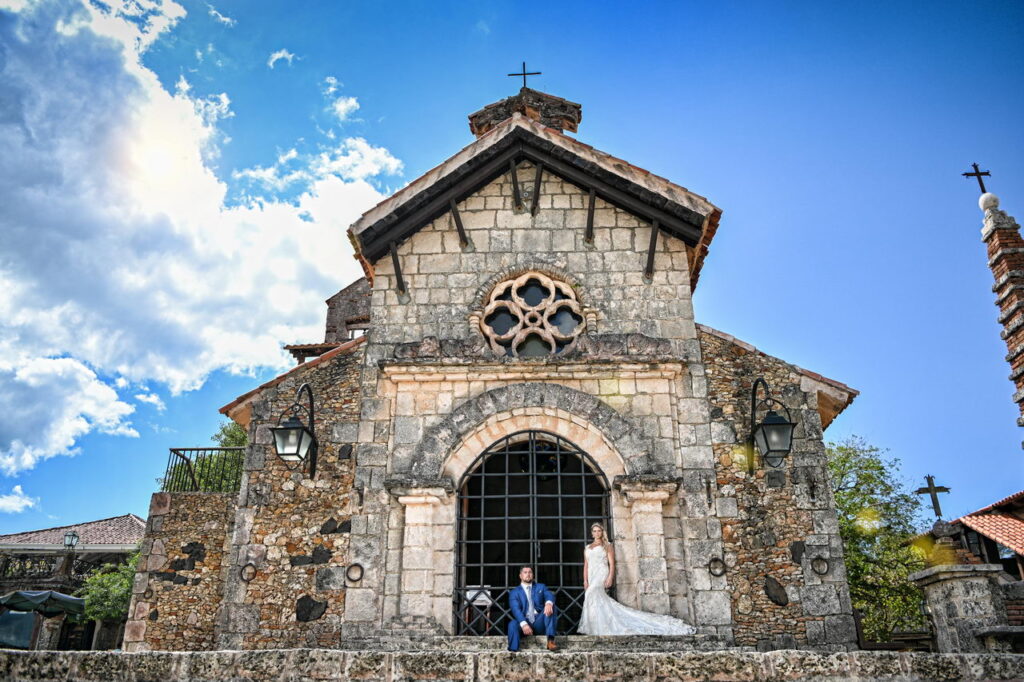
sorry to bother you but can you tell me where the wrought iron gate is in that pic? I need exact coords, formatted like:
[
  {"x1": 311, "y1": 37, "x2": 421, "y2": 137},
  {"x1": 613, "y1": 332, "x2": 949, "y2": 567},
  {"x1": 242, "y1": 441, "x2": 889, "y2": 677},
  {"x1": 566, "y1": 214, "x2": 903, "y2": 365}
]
[{"x1": 453, "y1": 430, "x2": 611, "y2": 635}]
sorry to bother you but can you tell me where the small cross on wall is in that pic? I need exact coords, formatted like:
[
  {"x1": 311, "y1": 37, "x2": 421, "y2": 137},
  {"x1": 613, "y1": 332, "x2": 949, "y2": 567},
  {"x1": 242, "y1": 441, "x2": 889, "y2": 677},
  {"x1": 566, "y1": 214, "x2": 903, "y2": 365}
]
[{"x1": 507, "y1": 61, "x2": 541, "y2": 89}]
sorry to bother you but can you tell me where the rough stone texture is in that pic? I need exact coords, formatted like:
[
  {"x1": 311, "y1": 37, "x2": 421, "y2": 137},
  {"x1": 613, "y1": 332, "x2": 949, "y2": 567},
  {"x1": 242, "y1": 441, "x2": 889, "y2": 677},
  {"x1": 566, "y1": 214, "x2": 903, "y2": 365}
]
[
  {"x1": 125, "y1": 492, "x2": 234, "y2": 652},
  {"x1": 911, "y1": 563, "x2": 1008, "y2": 653},
  {"x1": 212, "y1": 350, "x2": 363, "y2": 649},
  {"x1": 468, "y1": 87, "x2": 582, "y2": 137},
  {"x1": 699, "y1": 328, "x2": 856, "y2": 649},
  {"x1": 5, "y1": 649, "x2": 1024, "y2": 681}
]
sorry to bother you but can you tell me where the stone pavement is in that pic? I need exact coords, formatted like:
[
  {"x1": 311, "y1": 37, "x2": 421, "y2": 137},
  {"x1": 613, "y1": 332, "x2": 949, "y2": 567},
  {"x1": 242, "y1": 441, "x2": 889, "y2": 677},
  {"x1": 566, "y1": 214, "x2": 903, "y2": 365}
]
[{"x1": 4, "y1": 647, "x2": 1024, "y2": 681}]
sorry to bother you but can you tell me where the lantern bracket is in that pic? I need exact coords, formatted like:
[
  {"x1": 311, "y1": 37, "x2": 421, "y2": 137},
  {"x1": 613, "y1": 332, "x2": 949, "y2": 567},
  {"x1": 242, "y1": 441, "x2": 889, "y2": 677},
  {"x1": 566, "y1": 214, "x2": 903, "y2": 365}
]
[
  {"x1": 747, "y1": 377, "x2": 796, "y2": 474},
  {"x1": 273, "y1": 382, "x2": 318, "y2": 479}
]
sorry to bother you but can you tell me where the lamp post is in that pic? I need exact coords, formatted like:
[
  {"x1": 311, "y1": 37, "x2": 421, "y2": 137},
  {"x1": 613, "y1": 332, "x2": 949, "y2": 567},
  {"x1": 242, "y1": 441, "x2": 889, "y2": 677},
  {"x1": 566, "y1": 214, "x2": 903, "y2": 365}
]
[
  {"x1": 270, "y1": 382, "x2": 318, "y2": 479},
  {"x1": 747, "y1": 377, "x2": 797, "y2": 474}
]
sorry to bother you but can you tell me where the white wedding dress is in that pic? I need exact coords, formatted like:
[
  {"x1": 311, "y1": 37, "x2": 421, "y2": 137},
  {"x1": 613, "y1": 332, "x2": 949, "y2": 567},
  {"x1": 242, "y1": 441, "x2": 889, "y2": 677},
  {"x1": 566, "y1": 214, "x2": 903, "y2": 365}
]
[{"x1": 577, "y1": 544, "x2": 695, "y2": 636}]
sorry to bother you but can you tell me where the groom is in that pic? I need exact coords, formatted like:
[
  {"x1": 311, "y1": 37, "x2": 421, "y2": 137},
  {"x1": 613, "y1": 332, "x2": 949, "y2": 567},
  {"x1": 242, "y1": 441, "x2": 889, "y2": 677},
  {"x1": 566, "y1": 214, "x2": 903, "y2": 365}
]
[{"x1": 507, "y1": 565, "x2": 558, "y2": 652}]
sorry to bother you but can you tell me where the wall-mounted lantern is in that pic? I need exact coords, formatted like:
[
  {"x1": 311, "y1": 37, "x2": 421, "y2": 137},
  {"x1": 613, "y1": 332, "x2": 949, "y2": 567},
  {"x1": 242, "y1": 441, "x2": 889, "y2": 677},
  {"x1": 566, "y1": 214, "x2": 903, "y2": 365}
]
[
  {"x1": 63, "y1": 530, "x2": 79, "y2": 552},
  {"x1": 271, "y1": 382, "x2": 318, "y2": 479},
  {"x1": 748, "y1": 377, "x2": 797, "y2": 474}
]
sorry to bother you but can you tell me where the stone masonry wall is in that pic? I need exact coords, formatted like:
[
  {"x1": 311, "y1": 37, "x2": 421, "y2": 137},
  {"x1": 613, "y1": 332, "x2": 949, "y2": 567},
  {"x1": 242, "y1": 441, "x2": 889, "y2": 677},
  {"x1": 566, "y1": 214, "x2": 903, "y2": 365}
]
[
  {"x1": 124, "y1": 492, "x2": 234, "y2": 651},
  {"x1": 215, "y1": 350, "x2": 363, "y2": 649},
  {"x1": 699, "y1": 327, "x2": 856, "y2": 650}
]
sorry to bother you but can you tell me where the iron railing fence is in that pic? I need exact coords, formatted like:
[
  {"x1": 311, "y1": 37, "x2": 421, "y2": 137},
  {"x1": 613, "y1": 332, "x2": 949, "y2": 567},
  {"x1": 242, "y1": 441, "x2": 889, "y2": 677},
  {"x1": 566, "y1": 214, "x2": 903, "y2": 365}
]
[
  {"x1": 0, "y1": 554, "x2": 101, "y2": 585},
  {"x1": 161, "y1": 447, "x2": 245, "y2": 493}
]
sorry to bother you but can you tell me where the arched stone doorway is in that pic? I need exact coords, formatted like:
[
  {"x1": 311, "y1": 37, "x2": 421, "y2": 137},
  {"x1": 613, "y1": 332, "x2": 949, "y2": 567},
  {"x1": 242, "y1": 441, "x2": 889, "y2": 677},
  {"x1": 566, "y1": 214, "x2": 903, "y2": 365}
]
[{"x1": 453, "y1": 430, "x2": 611, "y2": 635}]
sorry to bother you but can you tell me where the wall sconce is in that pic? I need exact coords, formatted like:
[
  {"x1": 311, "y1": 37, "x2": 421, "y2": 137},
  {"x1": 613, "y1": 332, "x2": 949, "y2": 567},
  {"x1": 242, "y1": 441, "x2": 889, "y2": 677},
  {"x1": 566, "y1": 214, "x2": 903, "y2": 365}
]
[
  {"x1": 270, "y1": 382, "x2": 318, "y2": 479},
  {"x1": 747, "y1": 377, "x2": 797, "y2": 474}
]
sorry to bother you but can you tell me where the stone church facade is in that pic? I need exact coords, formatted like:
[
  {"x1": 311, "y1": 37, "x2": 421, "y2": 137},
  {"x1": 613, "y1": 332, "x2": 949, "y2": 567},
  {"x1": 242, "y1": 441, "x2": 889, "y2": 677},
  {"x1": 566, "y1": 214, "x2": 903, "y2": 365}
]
[{"x1": 124, "y1": 89, "x2": 859, "y2": 652}]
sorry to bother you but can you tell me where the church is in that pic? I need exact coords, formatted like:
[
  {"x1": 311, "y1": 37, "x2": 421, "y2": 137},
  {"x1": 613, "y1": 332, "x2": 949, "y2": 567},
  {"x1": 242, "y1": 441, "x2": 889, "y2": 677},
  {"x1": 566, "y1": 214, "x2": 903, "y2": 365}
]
[{"x1": 122, "y1": 85, "x2": 859, "y2": 653}]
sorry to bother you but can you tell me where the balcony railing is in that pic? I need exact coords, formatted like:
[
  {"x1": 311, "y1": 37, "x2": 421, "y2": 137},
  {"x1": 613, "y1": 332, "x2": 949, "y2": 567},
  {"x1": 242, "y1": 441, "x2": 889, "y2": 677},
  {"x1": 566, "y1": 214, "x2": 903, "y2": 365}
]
[
  {"x1": 0, "y1": 554, "x2": 101, "y2": 587},
  {"x1": 161, "y1": 447, "x2": 245, "y2": 493}
]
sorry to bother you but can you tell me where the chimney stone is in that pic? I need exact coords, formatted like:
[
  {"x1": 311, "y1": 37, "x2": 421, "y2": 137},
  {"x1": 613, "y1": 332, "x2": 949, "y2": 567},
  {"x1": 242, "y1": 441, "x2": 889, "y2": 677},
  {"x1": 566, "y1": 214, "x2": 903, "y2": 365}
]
[{"x1": 468, "y1": 87, "x2": 582, "y2": 138}]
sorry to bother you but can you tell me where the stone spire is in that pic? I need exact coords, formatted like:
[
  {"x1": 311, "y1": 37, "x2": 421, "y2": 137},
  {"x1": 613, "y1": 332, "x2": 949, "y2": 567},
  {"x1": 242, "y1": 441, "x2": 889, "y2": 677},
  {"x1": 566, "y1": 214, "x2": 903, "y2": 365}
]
[
  {"x1": 468, "y1": 87, "x2": 582, "y2": 138},
  {"x1": 980, "y1": 191, "x2": 1024, "y2": 426}
]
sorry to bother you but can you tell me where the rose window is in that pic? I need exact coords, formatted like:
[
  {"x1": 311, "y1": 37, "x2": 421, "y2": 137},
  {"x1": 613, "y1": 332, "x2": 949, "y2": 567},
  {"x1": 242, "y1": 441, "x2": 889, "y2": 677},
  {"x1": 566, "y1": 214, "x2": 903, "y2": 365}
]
[{"x1": 480, "y1": 273, "x2": 585, "y2": 357}]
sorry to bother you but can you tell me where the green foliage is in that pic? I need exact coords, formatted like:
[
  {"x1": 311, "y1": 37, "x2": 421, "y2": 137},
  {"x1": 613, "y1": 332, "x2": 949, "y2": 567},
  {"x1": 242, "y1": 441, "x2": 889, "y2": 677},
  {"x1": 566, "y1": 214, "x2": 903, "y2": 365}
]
[
  {"x1": 213, "y1": 420, "x2": 248, "y2": 447},
  {"x1": 826, "y1": 436, "x2": 926, "y2": 641},
  {"x1": 78, "y1": 552, "x2": 138, "y2": 623}
]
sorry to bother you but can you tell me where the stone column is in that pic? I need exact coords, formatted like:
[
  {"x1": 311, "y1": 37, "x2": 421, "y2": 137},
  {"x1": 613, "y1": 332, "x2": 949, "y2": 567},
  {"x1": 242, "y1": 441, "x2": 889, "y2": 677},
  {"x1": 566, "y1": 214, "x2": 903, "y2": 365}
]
[
  {"x1": 390, "y1": 482, "x2": 451, "y2": 632},
  {"x1": 617, "y1": 477, "x2": 679, "y2": 615},
  {"x1": 910, "y1": 563, "x2": 1007, "y2": 653}
]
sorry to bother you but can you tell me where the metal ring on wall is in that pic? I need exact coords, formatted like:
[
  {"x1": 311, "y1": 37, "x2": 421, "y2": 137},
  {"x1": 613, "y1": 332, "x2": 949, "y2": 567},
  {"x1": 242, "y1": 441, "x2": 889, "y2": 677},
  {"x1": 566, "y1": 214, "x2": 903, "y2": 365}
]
[
  {"x1": 346, "y1": 563, "x2": 364, "y2": 582},
  {"x1": 810, "y1": 557, "x2": 830, "y2": 575},
  {"x1": 708, "y1": 557, "x2": 727, "y2": 577},
  {"x1": 240, "y1": 563, "x2": 258, "y2": 582}
]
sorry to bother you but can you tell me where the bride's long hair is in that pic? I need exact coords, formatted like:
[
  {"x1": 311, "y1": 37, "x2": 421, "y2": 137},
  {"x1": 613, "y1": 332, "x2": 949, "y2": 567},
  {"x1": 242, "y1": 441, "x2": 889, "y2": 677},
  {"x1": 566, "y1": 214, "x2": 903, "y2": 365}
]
[{"x1": 589, "y1": 522, "x2": 609, "y2": 548}]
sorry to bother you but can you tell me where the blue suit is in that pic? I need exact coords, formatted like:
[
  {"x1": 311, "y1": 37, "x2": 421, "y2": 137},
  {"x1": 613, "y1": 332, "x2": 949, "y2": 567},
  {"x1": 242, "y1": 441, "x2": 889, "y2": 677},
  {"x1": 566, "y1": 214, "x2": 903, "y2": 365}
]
[{"x1": 507, "y1": 582, "x2": 558, "y2": 651}]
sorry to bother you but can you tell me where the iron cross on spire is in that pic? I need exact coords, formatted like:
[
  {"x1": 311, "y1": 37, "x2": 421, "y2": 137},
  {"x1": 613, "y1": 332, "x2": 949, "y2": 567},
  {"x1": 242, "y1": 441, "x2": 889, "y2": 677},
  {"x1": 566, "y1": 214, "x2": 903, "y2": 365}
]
[
  {"x1": 915, "y1": 474, "x2": 951, "y2": 519},
  {"x1": 963, "y1": 162, "x2": 992, "y2": 194},
  {"x1": 508, "y1": 61, "x2": 541, "y2": 89}
]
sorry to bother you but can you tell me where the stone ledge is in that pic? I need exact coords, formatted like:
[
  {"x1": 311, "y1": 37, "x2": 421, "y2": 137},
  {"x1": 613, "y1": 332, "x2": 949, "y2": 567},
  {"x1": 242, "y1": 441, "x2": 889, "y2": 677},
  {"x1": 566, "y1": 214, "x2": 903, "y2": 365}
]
[{"x1": 4, "y1": 648, "x2": 1024, "y2": 681}]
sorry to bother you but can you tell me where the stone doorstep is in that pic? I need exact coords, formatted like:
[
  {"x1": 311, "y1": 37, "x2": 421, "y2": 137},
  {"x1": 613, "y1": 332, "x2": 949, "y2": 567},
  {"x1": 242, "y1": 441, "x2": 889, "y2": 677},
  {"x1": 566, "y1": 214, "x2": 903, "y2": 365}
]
[{"x1": 336, "y1": 634, "x2": 729, "y2": 652}]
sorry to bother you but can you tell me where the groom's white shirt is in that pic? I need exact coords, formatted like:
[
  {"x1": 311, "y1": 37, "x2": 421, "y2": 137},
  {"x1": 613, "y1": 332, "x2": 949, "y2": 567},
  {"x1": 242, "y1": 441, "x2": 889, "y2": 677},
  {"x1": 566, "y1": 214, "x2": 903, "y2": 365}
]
[{"x1": 519, "y1": 581, "x2": 554, "y2": 629}]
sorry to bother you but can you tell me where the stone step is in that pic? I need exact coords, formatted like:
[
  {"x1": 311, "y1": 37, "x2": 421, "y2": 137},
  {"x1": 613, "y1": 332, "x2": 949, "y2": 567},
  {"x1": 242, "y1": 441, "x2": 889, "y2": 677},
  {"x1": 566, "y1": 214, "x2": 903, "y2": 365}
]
[{"x1": 337, "y1": 634, "x2": 731, "y2": 652}]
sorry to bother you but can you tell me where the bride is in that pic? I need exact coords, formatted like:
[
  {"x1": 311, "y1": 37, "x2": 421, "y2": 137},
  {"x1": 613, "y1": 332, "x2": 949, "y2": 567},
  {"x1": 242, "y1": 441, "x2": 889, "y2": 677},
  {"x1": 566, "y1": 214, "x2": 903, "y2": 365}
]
[{"x1": 577, "y1": 522, "x2": 695, "y2": 636}]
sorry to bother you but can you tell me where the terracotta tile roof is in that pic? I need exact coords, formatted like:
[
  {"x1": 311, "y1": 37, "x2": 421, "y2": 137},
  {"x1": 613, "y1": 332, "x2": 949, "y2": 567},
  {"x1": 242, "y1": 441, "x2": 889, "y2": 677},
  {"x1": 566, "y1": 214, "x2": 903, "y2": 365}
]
[
  {"x1": 958, "y1": 513, "x2": 1024, "y2": 556},
  {"x1": 0, "y1": 514, "x2": 145, "y2": 546}
]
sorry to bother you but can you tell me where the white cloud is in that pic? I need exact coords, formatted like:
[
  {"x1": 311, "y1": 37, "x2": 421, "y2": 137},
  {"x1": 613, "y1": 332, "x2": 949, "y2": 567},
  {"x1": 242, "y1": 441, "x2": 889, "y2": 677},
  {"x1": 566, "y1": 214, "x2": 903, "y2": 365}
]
[
  {"x1": 207, "y1": 4, "x2": 235, "y2": 27},
  {"x1": 0, "y1": 1, "x2": 402, "y2": 473},
  {"x1": 0, "y1": 486, "x2": 36, "y2": 513},
  {"x1": 475, "y1": 20, "x2": 490, "y2": 35},
  {"x1": 0, "y1": 358, "x2": 137, "y2": 475},
  {"x1": 322, "y1": 76, "x2": 340, "y2": 96},
  {"x1": 135, "y1": 392, "x2": 166, "y2": 411},
  {"x1": 331, "y1": 95, "x2": 360, "y2": 122},
  {"x1": 267, "y1": 48, "x2": 295, "y2": 69}
]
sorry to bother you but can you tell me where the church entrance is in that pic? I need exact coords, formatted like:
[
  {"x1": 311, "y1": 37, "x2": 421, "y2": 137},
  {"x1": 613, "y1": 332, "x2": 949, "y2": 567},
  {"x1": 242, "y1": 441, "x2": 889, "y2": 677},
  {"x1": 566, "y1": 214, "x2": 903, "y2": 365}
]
[{"x1": 453, "y1": 430, "x2": 611, "y2": 635}]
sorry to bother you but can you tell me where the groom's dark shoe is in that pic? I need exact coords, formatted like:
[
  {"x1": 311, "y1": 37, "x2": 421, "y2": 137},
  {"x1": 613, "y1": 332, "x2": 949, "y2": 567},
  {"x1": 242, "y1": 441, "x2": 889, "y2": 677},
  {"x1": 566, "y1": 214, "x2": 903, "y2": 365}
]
[{"x1": 546, "y1": 638, "x2": 558, "y2": 651}]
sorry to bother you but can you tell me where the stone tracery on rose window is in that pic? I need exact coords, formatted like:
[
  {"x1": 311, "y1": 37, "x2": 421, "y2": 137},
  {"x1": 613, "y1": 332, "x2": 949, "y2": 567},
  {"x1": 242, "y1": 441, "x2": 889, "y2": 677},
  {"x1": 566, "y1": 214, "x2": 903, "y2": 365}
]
[{"x1": 479, "y1": 272, "x2": 586, "y2": 357}]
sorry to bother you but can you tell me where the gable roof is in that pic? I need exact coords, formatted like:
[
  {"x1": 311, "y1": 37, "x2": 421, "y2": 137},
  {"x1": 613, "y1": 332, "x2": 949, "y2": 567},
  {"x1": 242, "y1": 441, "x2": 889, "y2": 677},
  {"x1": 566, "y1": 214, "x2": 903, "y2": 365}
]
[
  {"x1": 220, "y1": 335, "x2": 366, "y2": 427},
  {"x1": 0, "y1": 514, "x2": 145, "y2": 547},
  {"x1": 347, "y1": 113, "x2": 723, "y2": 289},
  {"x1": 696, "y1": 323, "x2": 859, "y2": 429}
]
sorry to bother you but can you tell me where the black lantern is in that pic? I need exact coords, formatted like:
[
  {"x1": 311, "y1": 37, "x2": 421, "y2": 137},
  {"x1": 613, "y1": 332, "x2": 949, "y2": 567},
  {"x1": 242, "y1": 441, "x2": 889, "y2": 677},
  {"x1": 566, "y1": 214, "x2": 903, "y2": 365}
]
[
  {"x1": 748, "y1": 378, "x2": 797, "y2": 473},
  {"x1": 270, "y1": 382, "x2": 318, "y2": 479},
  {"x1": 63, "y1": 530, "x2": 79, "y2": 551}
]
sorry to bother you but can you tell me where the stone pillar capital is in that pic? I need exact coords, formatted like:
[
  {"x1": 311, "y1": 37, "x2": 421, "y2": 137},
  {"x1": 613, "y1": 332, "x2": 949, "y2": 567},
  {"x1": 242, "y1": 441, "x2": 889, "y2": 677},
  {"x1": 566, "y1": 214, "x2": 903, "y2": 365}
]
[
  {"x1": 614, "y1": 475, "x2": 679, "y2": 508},
  {"x1": 396, "y1": 490, "x2": 449, "y2": 507}
]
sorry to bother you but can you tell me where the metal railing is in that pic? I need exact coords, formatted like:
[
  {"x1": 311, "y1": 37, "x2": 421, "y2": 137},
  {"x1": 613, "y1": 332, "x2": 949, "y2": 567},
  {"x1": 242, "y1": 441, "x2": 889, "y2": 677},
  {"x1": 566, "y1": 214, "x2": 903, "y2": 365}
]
[{"x1": 161, "y1": 447, "x2": 245, "y2": 493}]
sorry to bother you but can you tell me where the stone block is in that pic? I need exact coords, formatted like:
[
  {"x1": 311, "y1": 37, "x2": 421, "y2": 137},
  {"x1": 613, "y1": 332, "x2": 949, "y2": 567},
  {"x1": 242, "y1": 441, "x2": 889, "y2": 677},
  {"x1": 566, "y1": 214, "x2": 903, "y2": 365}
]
[
  {"x1": 693, "y1": 590, "x2": 732, "y2": 625},
  {"x1": 316, "y1": 566, "x2": 348, "y2": 591},
  {"x1": 345, "y1": 588, "x2": 377, "y2": 621},
  {"x1": 476, "y1": 652, "x2": 535, "y2": 680},
  {"x1": 345, "y1": 651, "x2": 389, "y2": 680},
  {"x1": 715, "y1": 496, "x2": 738, "y2": 518},
  {"x1": 824, "y1": 614, "x2": 857, "y2": 645},
  {"x1": 149, "y1": 492, "x2": 171, "y2": 516},
  {"x1": 392, "y1": 651, "x2": 474, "y2": 680},
  {"x1": 535, "y1": 652, "x2": 589, "y2": 680},
  {"x1": 802, "y1": 584, "x2": 841, "y2": 616},
  {"x1": 122, "y1": 619, "x2": 147, "y2": 642}
]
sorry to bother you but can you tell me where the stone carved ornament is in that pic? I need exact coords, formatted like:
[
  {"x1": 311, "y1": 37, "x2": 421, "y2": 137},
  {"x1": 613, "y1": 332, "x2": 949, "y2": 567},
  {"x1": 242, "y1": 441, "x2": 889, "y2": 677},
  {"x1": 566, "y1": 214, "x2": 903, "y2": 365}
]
[{"x1": 477, "y1": 272, "x2": 586, "y2": 357}]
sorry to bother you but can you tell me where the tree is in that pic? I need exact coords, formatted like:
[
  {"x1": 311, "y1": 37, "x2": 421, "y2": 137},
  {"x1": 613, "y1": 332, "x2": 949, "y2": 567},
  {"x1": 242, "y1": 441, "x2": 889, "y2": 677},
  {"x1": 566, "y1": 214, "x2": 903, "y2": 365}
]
[
  {"x1": 826, "y1": 436, "x2": 926, "y2": 641},
  {"x1": 213, "y1": 419, "x2": 248, "y2": 447},
  {"x1": 78, "y1": 552, "x2": 139, "y2": 623}
]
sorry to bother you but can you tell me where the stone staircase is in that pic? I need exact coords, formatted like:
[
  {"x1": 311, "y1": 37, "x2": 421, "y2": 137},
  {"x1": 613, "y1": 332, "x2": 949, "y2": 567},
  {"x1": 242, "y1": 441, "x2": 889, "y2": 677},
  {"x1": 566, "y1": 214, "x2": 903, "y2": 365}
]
[{"x1": 337, "y1": 633, "x2": 731, "y2": 652}]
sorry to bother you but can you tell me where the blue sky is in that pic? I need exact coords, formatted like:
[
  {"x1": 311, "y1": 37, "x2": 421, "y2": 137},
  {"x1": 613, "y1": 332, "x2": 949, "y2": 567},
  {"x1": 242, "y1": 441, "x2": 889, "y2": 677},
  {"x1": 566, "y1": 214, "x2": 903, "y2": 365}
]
[{"x1": 0, "y1": 0, "x2": 1022, "y2": 533}]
